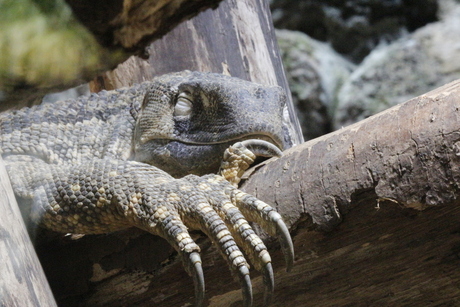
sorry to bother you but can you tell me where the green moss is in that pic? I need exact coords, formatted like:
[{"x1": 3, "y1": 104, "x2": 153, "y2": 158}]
[{"x1": 0, "y1": 0, "x2": 122, "y2": 90}]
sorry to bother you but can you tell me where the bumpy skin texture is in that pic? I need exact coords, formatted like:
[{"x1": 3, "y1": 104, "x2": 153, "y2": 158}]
[{"x1": 0, "y1": 71, "x2": 294, "y2": 306}]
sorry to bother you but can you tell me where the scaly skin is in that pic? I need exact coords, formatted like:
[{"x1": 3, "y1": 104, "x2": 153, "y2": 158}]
[{"x1": 0, "y1": 71, "x2": 294, "y2": 306}]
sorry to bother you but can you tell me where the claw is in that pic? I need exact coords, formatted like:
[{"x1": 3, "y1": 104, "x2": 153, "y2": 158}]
[
  {"x1": 230, "y1": 191, "x2": 295, "y2": 272},
  {"x1": 275, "y1": 217, "x2": 294, "y2": 272},
  {"x1": 190, "y1": 252, "x2": 205, "y2": 307},
  {"x1": 240, "y1": 139, "x2": 283, "y2": 158},
  {"x1": 262, "y1": 262, "x2": 274, "y2": 306},
  {"x1": 239, "y1": 265, "x2": 253, "y2": 307}
]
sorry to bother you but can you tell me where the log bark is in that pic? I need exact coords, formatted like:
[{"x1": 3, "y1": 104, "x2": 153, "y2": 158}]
[
  {"x1": 242, "y1": 79, "x2": 460, "y2": 230},
  {"x1": 0, "y1": 156, "x2": 57, "y2": 307},
  {"x1": 65, "y1": 0, "x2": 223, "y2": 53}
]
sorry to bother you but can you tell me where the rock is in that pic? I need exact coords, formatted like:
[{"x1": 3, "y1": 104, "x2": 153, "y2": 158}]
[
  {"x1": 334, "y1": 7, "x2": 460, "y2": 128},
  {"x1": 270, "y1": 0, "x2": 439, "y2": 62},
  {"x1": 0, "y1": 0, "x2": 119, "y2": 89},
  {"x1": 276, "y1": 29, "x2": 354, "y2": 140},
  {"x1": 438, "y1": 0, "x2": 460, "y2": 19}
]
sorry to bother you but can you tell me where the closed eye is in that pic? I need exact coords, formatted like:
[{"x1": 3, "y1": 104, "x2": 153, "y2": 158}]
[{"x1": 174, "y1": 92, "x2": 193, "y2": 117}]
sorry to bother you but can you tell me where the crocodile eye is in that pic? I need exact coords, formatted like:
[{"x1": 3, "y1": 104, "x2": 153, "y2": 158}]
[{"x1": 174, "y1": 92, "x2": 193, "y2": 117}]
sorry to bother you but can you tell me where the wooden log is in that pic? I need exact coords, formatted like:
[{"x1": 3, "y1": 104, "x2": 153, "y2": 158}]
[
  {"x1": 65, "y1": 0, "x2": 224, "y2": 53},
  {"x1": 231, "y1": 81, "x2": 460, "y2": 306},
  {"x1": 242, "y1": 79, "x2": 460, "y2": 230},
  {"x1": 206, "y1": 197, "x2": 460, "y2": 306},
  {"x1": 0, "y1": 156, "x2": 57, "y2": 307}
]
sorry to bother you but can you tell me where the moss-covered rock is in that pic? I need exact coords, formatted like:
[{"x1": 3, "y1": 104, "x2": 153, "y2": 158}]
[{"x1": 0, "y1": 0, "x2": 123, "y2": 90}]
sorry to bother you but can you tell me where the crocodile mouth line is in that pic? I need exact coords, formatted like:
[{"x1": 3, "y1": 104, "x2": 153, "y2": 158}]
[
  {"x1": 164, "y1": 134, "x2": 283, "y2": 149},
  {"x1": 167, "y1": 134, "x2": 284, "y2": 159}
]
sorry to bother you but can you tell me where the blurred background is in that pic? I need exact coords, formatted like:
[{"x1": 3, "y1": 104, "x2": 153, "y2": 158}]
[{"x1": 272, "y1": 0, "x2": 460, "y2": 139}]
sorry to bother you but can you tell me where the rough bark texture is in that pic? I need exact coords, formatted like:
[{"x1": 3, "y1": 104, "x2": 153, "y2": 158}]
[
  {"x1": 0, "y1": 156, "x2": 57, "y2": 307},
  {"x1": 242, "y1": 79, "x2": 460, "y2": 231}
]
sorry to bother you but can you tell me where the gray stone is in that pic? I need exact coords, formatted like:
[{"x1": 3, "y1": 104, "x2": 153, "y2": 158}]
[
  {"x1": 276, "y1": 29, "x2": 354, "y2": 140},
  {"x1": 334, "y1": 7, "x2": 460, "y2": 128},
  {"x1": 270, "y1": 0, "x2": 438, "y2": 62}
]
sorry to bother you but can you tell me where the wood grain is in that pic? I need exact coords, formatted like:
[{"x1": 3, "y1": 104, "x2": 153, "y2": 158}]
[
  {"x1": 0, "y1": 156, "x2": 57, "y2": 307},
  {"x1": 243, "y1": 79, "x2": 460, "y2": 230}
]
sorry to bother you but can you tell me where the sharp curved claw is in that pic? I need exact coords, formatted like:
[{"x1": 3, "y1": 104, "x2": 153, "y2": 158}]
[
  {"x1": 239, "y1": 265, "x2": 253, "y2": 307},
  {"x1": 263, "y1": 262, "x2": 274, "y2": 306},
  {"x1": 276, "y1": 218, "x2": 295, "y2": 272},
  {"x1": 240, "y1": 139, "x2": 283, "y2": 158},
  {"x1": 190, "y1": 252, "x2": 205, "y2": 307}
]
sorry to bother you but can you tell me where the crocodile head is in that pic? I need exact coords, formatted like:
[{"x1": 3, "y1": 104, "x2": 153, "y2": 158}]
[{"x1": 133, "y1": 71, "x2": 287, "y2": 178}]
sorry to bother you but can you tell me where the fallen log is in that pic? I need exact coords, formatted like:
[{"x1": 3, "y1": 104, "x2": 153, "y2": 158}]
[{"x1": 243, "y1": 79, "x2": 460, "y2": 231}]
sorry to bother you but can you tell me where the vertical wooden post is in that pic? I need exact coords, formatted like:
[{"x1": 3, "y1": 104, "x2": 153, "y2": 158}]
[{"x1": 0, "y1": 156, "x2": 57, "y2": 307}]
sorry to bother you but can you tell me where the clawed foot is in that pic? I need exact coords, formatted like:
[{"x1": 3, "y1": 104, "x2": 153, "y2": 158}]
[
  {"x1": 163, "y1": 175, "x2": 293, "y2": 306},
  {"x1": 152, "y1": 140, "x2": 291, "y2": 306}
]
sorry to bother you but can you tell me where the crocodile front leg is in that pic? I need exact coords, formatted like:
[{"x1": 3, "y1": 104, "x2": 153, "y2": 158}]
[{"x1": 6, "y1": 155, "x2": 294, "y2": 306}]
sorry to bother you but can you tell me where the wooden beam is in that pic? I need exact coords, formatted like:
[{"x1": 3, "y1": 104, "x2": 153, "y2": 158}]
[{"x1": 0, "y1": 156, "x2": 57, "y2": 307}]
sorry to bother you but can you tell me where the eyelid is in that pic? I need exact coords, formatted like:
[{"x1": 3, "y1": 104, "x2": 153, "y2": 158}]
[{"x1": 174, "y1": 92, "x2": 193, "y2": 117}]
